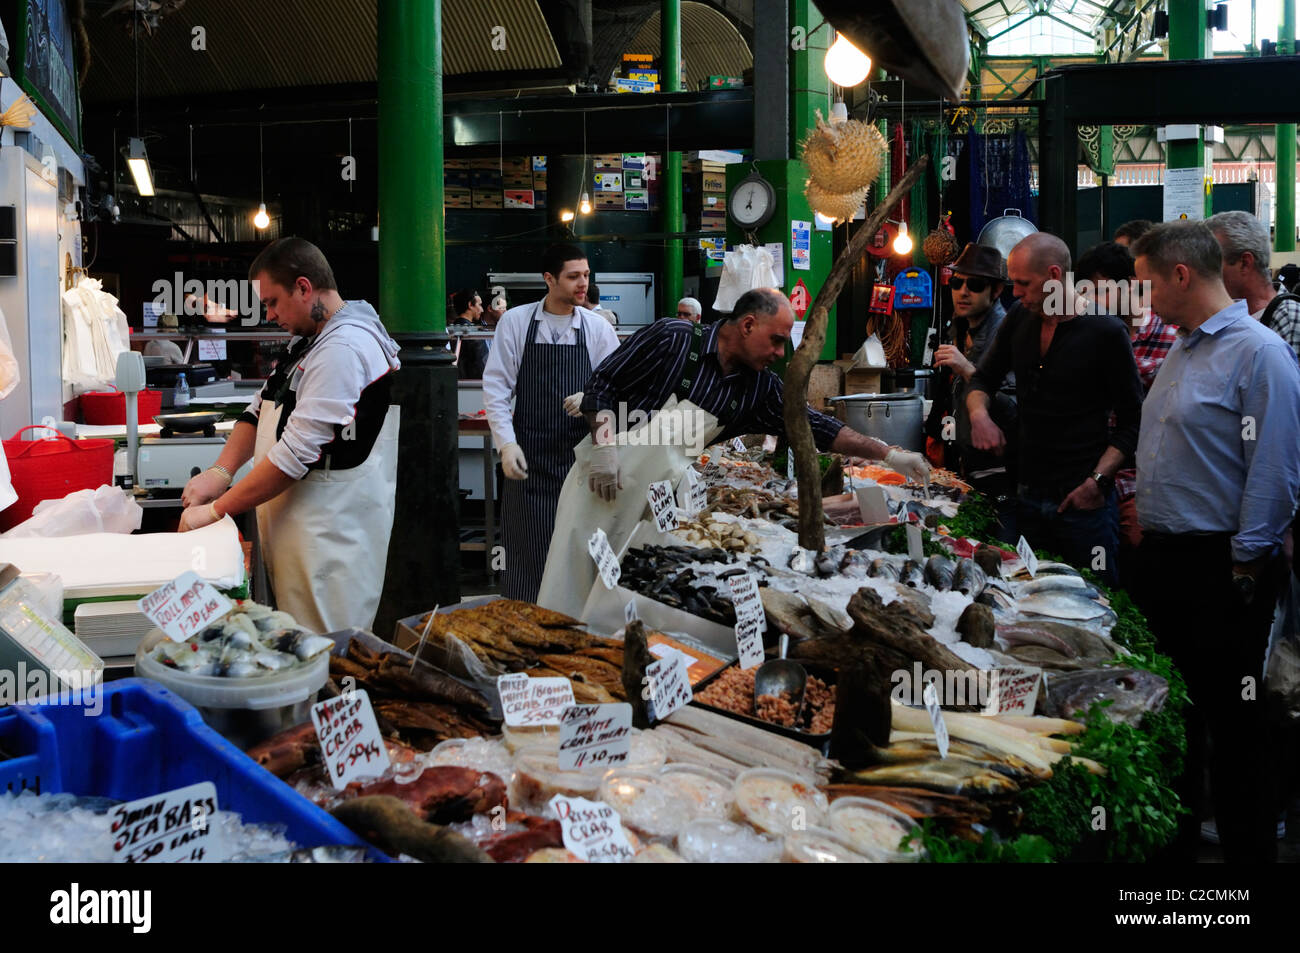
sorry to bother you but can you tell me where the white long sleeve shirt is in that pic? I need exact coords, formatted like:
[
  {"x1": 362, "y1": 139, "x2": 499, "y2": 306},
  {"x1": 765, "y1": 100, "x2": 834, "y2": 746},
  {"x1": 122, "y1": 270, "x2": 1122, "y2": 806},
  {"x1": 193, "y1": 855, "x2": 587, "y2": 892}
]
[{"x1": 481, "y1": 300, "x2": 621, "y2": 449}]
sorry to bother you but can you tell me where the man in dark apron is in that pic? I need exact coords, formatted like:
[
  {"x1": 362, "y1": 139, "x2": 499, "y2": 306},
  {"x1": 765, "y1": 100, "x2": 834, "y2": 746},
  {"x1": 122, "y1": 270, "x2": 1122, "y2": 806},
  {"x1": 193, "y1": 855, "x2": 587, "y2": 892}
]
[{"x1": 481, "y1": 244, "x2": 621, "y2": 601}]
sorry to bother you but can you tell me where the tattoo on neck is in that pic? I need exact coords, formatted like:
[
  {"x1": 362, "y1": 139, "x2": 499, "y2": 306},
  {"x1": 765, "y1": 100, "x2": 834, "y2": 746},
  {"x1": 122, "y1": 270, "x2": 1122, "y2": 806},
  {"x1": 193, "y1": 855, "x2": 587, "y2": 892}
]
[{"x1": 311, "y1": 301, "x2": 327, "y2": 323}]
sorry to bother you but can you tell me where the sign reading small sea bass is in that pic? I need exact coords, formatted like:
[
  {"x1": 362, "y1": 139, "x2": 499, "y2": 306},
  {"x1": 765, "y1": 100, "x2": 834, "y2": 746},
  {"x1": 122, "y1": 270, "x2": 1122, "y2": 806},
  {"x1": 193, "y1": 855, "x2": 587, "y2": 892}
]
[{"x1": 112, "y1": 781, "x2": 225, "y2": 863}]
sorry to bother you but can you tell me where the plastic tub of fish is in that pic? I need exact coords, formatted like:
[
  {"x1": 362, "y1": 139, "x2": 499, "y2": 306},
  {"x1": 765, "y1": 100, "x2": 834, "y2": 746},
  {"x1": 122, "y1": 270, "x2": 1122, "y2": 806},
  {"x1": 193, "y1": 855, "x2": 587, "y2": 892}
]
[
  {"x1": 510, "y1": 745, "x2": 607, "y2": 815},
  {"x1": 783, "y1": 826, "x2": 873, "y2": 863},
  {"x1": 659, "y1": 763, "x2": 734, "y2": 819},
  {"x1": 135, "y1": 621, "x2": 331, "y2": 750},
  {"x1": 676, "y1": 818, "x2": 783, "y2": 863},
  {"x1": 599, "y1": 770, "x2": 694, "y2": 839},
  {"x1": 690, "y1": 661, "x2": 837, "y2": 748},
  {"x1": 426, "y1": 737, "x2": 515, "y2": 782},
  {"x1": 732, "y1": 767, "x2": 829, "y2": 835},
  {"x1": 827, "y1": 797, "x2": 925, "y2": 862}
]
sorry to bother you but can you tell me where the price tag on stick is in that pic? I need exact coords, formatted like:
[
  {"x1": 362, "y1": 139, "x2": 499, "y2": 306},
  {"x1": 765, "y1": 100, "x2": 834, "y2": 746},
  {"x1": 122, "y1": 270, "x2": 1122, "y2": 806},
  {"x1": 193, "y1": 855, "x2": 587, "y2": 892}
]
[
  {"x1": 923, "y1": 682, "x2": 949, "y2": 759},
  {"x1": 138, "y1": 572, "x2": 233, "y2": 642},
  {"x1": 587, "y1": 528, "x2": 621, "y2": 589},
  {"x1": 112, "y1": 781, "x2": 225, "y2": 863},
  {"x1": 728, "y1": 573, "x2": 767, "y2": 670},
  {"x1": 497, "y1": 673, "x2": 576, "y2": 727},
  {"x1": 549, "y1": 795, "x2": 636, "y2": 863},
  {"x1": 644, "y1": 652, "x2": 692, "y2": 722},
  {"x1": 311, "y1": 689, "x2": 391, "y2": 790},
  {"x1": 680, "y1": 467, "x2": 707, "y2": 518},
  {"x1": 647, "y1": 479, "x2": 678, "y2": 532},
  {"x1": 1016, "y1": 536, "x2": 1038, "y2": 578},
  {"x1": 558, "y1": 703, "x2": 632, "y2": 771}
]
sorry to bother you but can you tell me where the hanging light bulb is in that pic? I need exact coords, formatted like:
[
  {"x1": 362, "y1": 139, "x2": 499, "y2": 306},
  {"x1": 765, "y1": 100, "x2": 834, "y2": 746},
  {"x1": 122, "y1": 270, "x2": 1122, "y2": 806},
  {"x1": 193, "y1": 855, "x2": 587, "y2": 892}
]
[
  {"x1": 814, "y1": 211, "x2": 836, "y2": 228},
  {"x1": 560, "y1": 209, "x2": 575, "y2": 223},
  {"x1": 579, "y1": 192, "x2": 592, "y2": 215},
  {"x1": 824, "y1": 33, "x2": 872, "y2": 88},
  {"x1": 253, "y1": 202, "x2": 270, "y2": 229},
  {"x1": 892, "y1": 221, "x2": 912, "y2": 255}
]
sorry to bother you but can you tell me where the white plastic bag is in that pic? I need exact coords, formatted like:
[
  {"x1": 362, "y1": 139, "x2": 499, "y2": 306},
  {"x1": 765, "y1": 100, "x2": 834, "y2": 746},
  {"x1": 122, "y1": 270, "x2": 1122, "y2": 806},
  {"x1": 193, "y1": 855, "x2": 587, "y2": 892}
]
[
  {"x1": 713, "y1": 245, "x2": 780, "y2": 313},
  {"x1": 3, "y1": 486, "x2": 143, "y2": 538}
]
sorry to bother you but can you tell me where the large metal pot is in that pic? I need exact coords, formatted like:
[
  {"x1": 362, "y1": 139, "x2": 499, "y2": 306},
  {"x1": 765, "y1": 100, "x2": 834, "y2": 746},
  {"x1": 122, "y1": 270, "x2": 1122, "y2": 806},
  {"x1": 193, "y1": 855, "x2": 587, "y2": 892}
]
[
  {"x1": 976, "y1": 208, "x2": 1038, "y2": 260},
  {"x1": 826, "y1": 392, "x2": 923, "y2": 451}
]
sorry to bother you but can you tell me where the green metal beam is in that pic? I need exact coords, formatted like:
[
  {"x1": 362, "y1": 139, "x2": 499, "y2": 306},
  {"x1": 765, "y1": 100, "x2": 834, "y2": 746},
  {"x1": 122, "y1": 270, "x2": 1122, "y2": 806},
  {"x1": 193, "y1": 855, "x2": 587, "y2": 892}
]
[
  {"x1": 662, "y1": 0, "x2": 684, "y2": 311},
  {"x1": 379, "y1": 0, "x2": 442, "y2": 333},
  {"x1": 1277, "y1": 0, "x2": 1296, "y2": 251}
]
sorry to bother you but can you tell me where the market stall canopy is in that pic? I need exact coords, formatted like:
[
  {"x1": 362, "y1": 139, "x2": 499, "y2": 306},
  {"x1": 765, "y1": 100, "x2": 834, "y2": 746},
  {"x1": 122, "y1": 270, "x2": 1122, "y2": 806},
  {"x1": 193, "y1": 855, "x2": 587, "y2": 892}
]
[{"x1": 813, "y1": 0, "x2": 970, "y2": 101}]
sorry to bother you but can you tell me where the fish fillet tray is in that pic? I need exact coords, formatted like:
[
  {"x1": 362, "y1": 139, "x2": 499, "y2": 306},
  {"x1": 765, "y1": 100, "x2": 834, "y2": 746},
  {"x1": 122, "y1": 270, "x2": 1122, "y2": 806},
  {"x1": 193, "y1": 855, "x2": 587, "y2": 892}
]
[{"x1": 0, "y1": 677, "x2": 383, "y2": 858}]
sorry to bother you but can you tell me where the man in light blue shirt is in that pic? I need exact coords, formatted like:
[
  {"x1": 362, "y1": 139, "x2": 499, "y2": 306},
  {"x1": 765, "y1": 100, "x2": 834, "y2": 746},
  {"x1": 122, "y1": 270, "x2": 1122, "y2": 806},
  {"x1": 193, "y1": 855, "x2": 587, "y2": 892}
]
[{"x1": 1132, "y1": 220, "x2": 1300, "y2": 863}]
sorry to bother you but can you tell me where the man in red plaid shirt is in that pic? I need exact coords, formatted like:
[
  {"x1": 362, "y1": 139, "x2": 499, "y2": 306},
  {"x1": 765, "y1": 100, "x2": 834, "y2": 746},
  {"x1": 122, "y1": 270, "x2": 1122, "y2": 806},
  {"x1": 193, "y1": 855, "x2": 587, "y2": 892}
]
[{"x1": 1076, "y1": 242, "x2": 1179, "y2": 586}]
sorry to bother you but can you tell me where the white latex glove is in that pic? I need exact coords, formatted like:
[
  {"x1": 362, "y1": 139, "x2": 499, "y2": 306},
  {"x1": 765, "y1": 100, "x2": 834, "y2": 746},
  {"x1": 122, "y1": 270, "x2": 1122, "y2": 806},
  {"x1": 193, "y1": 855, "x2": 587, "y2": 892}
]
[
  {"x1": 563, "y1": 392, "x2": 584, "y2": 417},
  {"x1": 588, "y1": 444, "x2": 622, "y2": 502},
  {"x1": 182, "y1": 468, "x2": 229, "y2": 508},
  {"x1": 501, "y1": 442, "x2": 529, "y2": 480},
  {"x1": 179, "y1": 503, "x2": 220, "y2": 532},
  {"x1": 884, "y1": 448, "x2": 932, "y2": 487}
]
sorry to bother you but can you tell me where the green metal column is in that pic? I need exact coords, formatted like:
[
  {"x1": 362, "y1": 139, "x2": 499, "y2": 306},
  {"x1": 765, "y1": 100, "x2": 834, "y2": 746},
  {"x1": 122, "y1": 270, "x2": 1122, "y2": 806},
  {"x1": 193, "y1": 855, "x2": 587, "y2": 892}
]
[
  {"x1": 1277, "y1": 0, "x2": 1296, "y2": 251},
  {"x1": 375, "y1": 0, "x2": 460, "y2": 634},
  {"x1": 789, "y1": 0, "x2": 829, "y2": 156},
  {"x1": 662, "y1": 0, "x2": 683, "y2": 313},
  {"x1": 1166, "y1": 0, "x2": 1211, "y2": 217},
  {"x1": 380, "y1": 0, "x2": 443, "y2": 331}
]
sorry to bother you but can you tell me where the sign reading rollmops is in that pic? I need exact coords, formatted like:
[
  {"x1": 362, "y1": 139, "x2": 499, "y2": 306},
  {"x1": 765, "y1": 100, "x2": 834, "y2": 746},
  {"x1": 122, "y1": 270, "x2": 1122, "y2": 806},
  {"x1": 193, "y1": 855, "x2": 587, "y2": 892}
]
[{"x1": 138, "y1": 571, "x2": 233, "y2": 643}]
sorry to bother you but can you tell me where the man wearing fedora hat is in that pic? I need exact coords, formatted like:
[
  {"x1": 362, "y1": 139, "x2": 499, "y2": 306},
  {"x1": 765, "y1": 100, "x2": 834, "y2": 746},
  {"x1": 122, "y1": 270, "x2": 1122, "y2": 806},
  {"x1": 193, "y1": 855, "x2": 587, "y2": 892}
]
[{"x1": 933, "y1": 243, "x2": 1017, "y2": 536}]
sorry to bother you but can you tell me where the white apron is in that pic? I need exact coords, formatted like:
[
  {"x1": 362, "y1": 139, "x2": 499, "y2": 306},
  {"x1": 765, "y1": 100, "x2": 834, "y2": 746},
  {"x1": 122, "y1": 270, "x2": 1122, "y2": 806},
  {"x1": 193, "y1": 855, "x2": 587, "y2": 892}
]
[
  {"x1": 536, "y1": 397, "x2": 723, "y2": 618},
  {"x1": 254, "y1": 401, "x2": 400, "y2": 633}
]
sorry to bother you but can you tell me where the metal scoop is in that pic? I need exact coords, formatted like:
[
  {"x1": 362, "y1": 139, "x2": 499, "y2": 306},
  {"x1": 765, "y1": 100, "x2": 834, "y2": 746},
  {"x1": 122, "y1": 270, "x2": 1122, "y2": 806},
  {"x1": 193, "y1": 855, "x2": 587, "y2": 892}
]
[{"x1": 753, "y1": 634, "x2": 808, "y2": 715}]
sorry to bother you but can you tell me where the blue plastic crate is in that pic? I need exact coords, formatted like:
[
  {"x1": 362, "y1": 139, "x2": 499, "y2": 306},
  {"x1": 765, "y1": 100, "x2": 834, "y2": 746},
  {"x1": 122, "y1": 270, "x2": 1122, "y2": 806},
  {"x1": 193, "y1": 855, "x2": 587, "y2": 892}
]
[{"x1": 0, "y1": 678, "x2": 383, "y2": 859}]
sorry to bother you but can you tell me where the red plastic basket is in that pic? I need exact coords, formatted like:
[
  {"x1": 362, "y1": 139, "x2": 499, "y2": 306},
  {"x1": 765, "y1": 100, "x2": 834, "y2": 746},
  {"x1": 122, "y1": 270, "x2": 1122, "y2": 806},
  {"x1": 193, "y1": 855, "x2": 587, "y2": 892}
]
[
  {"x1": 1, "y1": 425, "x2": 115, "y2": 531},
  {"x1": 79, "y1": 387, "x2": 163, "y2": 425}
]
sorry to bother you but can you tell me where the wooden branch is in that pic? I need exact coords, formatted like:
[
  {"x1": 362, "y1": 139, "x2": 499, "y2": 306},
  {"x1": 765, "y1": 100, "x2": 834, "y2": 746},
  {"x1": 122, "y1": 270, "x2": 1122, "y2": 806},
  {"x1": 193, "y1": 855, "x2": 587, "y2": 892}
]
[{"x1": 783, "y1": 156, "x2": 930, "y2": 551}]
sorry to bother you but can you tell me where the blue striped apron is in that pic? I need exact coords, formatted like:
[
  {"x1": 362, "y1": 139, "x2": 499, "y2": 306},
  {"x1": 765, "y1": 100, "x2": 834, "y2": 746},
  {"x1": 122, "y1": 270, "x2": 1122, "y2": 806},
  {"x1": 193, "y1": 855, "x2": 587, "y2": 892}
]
[{"x1": 500, "y1": 305, "x2": 591, "y2": 601}]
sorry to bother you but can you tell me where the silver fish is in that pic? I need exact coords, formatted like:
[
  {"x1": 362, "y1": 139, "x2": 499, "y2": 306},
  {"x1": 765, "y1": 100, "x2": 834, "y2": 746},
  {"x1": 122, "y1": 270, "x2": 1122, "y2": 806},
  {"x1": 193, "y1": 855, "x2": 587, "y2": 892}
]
[
  {"x1": 1017, "y1": 590, "x2": 1117, "y2": 626},
  {"x1": 899, "y1": 559, "x2": 925, "y2": 588},
  {"x1": 1013, "y1": 561, "x2": 1081, "y2": 580},
  {"x1": 924, "y1": 554, "x2": 956, "y2": 591},
  {"x1": 951, "y1": 558, "x2": 988, "y2": 597},
  {"x1": 267, "y1": 629, "x2": 335, "y2": 662},
  {"x1": 867, "y1": 557, "x2": 900, "y2": 581},
  {"x1": 996, "y1": 621, "x2": 1120, "y2": 660},
  {"x1": 1043, "y1": 668, "x2": 1169, "y2": 726},
  {"x1": 1013, "y1": 574, "x2": 1099, "y2": 599}
]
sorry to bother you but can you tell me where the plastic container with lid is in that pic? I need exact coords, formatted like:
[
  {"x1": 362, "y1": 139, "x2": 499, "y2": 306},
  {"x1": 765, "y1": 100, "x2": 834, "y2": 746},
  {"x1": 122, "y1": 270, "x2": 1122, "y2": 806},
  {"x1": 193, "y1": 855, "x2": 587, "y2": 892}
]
[
  {"x1": 827, "y1": 797, "x2": 925, "y2": 862},
  {"x1": 659, "y1": 763, "x2": 734, "y2": 820},
  {"x1": 783, "y1": 826, "x2": 872, "y2": 863},
  {"x1": 732, "y1": 767, "x2": 830, "y2": 835},
  {"x1": 599, "y1": 770, "x2": 693, "y2": 839},
  {"x1": 134, "y1": 630, "x2": 328, "y2": 749},
  {"x1": 510, "y1": 745, "x2": 606, "y2": 815},
  {"x1": 677, "y1": 818, "x2": 782, "y2": 864},
  {"x1": 426, "y1": 737, "x2": 515, "y2": 782}
]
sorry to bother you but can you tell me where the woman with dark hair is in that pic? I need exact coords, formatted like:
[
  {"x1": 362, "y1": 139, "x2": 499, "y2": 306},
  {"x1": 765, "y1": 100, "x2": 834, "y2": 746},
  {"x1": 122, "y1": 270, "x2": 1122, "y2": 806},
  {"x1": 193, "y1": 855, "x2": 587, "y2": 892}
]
[{"x1": 450, "y1": 288, "x2": 487, "y2": 379}]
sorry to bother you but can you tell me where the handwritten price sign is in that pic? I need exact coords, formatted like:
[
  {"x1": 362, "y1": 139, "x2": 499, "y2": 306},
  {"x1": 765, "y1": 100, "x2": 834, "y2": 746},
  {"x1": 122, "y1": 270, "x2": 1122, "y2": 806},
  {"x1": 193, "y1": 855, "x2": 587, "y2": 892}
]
[
  {"x1": 112, "y1": 782, "x2": 225, "y2": 864},
  {"x1": 982, "y1": 666, "x2": 1043, "y2": 716},
  {"x1": 137, "y1": 572, "x2": 232, "y2": 642},
  {"x1": 680, "y1": 467, "x2": 707, "y2": 517},
  {"x1": 727, "y1": 573, "x2": 767, "y2": 670},
  {"x1": 647, "y1": 480, "x2": 678, "y2": 532},
  {"x1": 558, "y1": 703, "x2": 631, "y2": 771},
  {"x1": 498, "y1": 673, "x2": 576, "y2": 727},
  {"x1": 311, "y1": 689, "x2": 391, "y2": 790},
  {"x1": 550, "y1": 795, "x2": 635, "y2": 863},
  {"x1": 643, "y1": 652, "x2": 692, "y2": 722},
  {"x1": 587, "y1": 528, "x2": 621, "y2": 590}
]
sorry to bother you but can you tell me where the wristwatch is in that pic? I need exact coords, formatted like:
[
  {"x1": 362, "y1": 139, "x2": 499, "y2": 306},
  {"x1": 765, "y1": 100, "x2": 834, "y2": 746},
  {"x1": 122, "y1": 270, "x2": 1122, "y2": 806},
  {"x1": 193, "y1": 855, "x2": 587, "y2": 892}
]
[
  {"x1": 1231, "y1": 571, "x2": 1256, "y2": 603},
  {"x1": 1090, "y1": 471, "x2": 1114, "y2": 494}
]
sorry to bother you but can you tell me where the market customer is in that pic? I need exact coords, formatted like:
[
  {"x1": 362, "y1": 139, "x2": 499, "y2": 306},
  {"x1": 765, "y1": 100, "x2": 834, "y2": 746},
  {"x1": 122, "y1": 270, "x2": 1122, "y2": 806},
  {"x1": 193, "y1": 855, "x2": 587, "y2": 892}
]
[
  {"x1": 931, "y1": 242, "x2": 1016, "y2": 539},
  {"x1": 1131, "y1": 220, "x2": 1300, "y2": 863},
  {"x1": 676, "y1": 297, "x2": 703, "y2": 323},
  {"x1": 450, "y1": 288, "x2": 487, "y2": 380},
  {"x1": 1112, "y1": 218, "x2": 1153, "y2": 249},
  {"x1": 587, "y1": 283, "x2": 618, "y2": 325},
  {"x1": 178, "y1": 237, "x2": 401, "y2": 633},
  {"x1": 1208, "y1": 210, "x2": 1300, "y2": 359},
  {"x1": 967, "y1": 232, "x2": 1143, "y2": 585},
  {"x1": 1074, "y1": 240, "x2": 1178, "y2": 586},
  {"x1": 534, "y1": 288, "x2": 931, "y2": 615},
  {"x1": 482, "y1": 243, "x2": 620, "y2": 602}
]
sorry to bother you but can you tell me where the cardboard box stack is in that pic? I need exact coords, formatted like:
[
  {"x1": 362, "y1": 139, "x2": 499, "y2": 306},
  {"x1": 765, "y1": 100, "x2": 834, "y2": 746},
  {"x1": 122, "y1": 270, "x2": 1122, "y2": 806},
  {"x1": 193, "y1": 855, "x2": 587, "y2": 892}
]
[
  {"x1": 613, "y1": 52, "x2": 685, "y2": 93},
  {"x1": 445, "y1": 156, "x2": 546, "y2": 210}
]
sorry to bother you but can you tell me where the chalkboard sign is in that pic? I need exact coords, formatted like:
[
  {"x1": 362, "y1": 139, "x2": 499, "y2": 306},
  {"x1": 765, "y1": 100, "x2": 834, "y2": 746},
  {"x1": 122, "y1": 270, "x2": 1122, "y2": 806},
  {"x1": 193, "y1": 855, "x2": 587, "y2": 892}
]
[{"x1": 16, "y1": 0, "x2": 81, "y2": 150}]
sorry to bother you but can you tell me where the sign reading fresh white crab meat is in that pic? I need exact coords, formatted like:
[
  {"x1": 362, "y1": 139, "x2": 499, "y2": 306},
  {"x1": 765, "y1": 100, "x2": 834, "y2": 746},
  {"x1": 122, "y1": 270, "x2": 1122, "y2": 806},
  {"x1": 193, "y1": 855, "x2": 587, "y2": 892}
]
[
  {"x1": 557, "y1": 703, "x2": 631, "y2": 771},
  {"x1": 311, "y1": 689, "x2": 390, "y2": 790},
  {"x1": 138, "y1": 572, "x2": 232, "y2": 642}
]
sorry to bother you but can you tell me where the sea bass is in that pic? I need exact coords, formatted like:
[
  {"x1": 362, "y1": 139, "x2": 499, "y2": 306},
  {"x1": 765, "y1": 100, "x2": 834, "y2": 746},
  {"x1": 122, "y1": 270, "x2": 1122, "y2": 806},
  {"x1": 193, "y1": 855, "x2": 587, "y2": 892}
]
[
  {"x1": 951, "y1": 558, "x2": 988, "y2": 597},
  {"x1": 1016, "y1": 590, "x2": 1118, "y2": 626},
  {"x1": 1013, "y1": 574, "x2": 1099, "y2": 599},
  {"x1": 1042, "y1": 668, "x2": 1169, "y2": 726},
  {"x1": 924, "y1": 554, "x2": 956, "y2": 591},
  {"x1": 996, "y1": 621, "x2": 1120, "y2": 660},
  {"x1": 899, "y1": 559, "x2": 925, "y2": 588}
]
